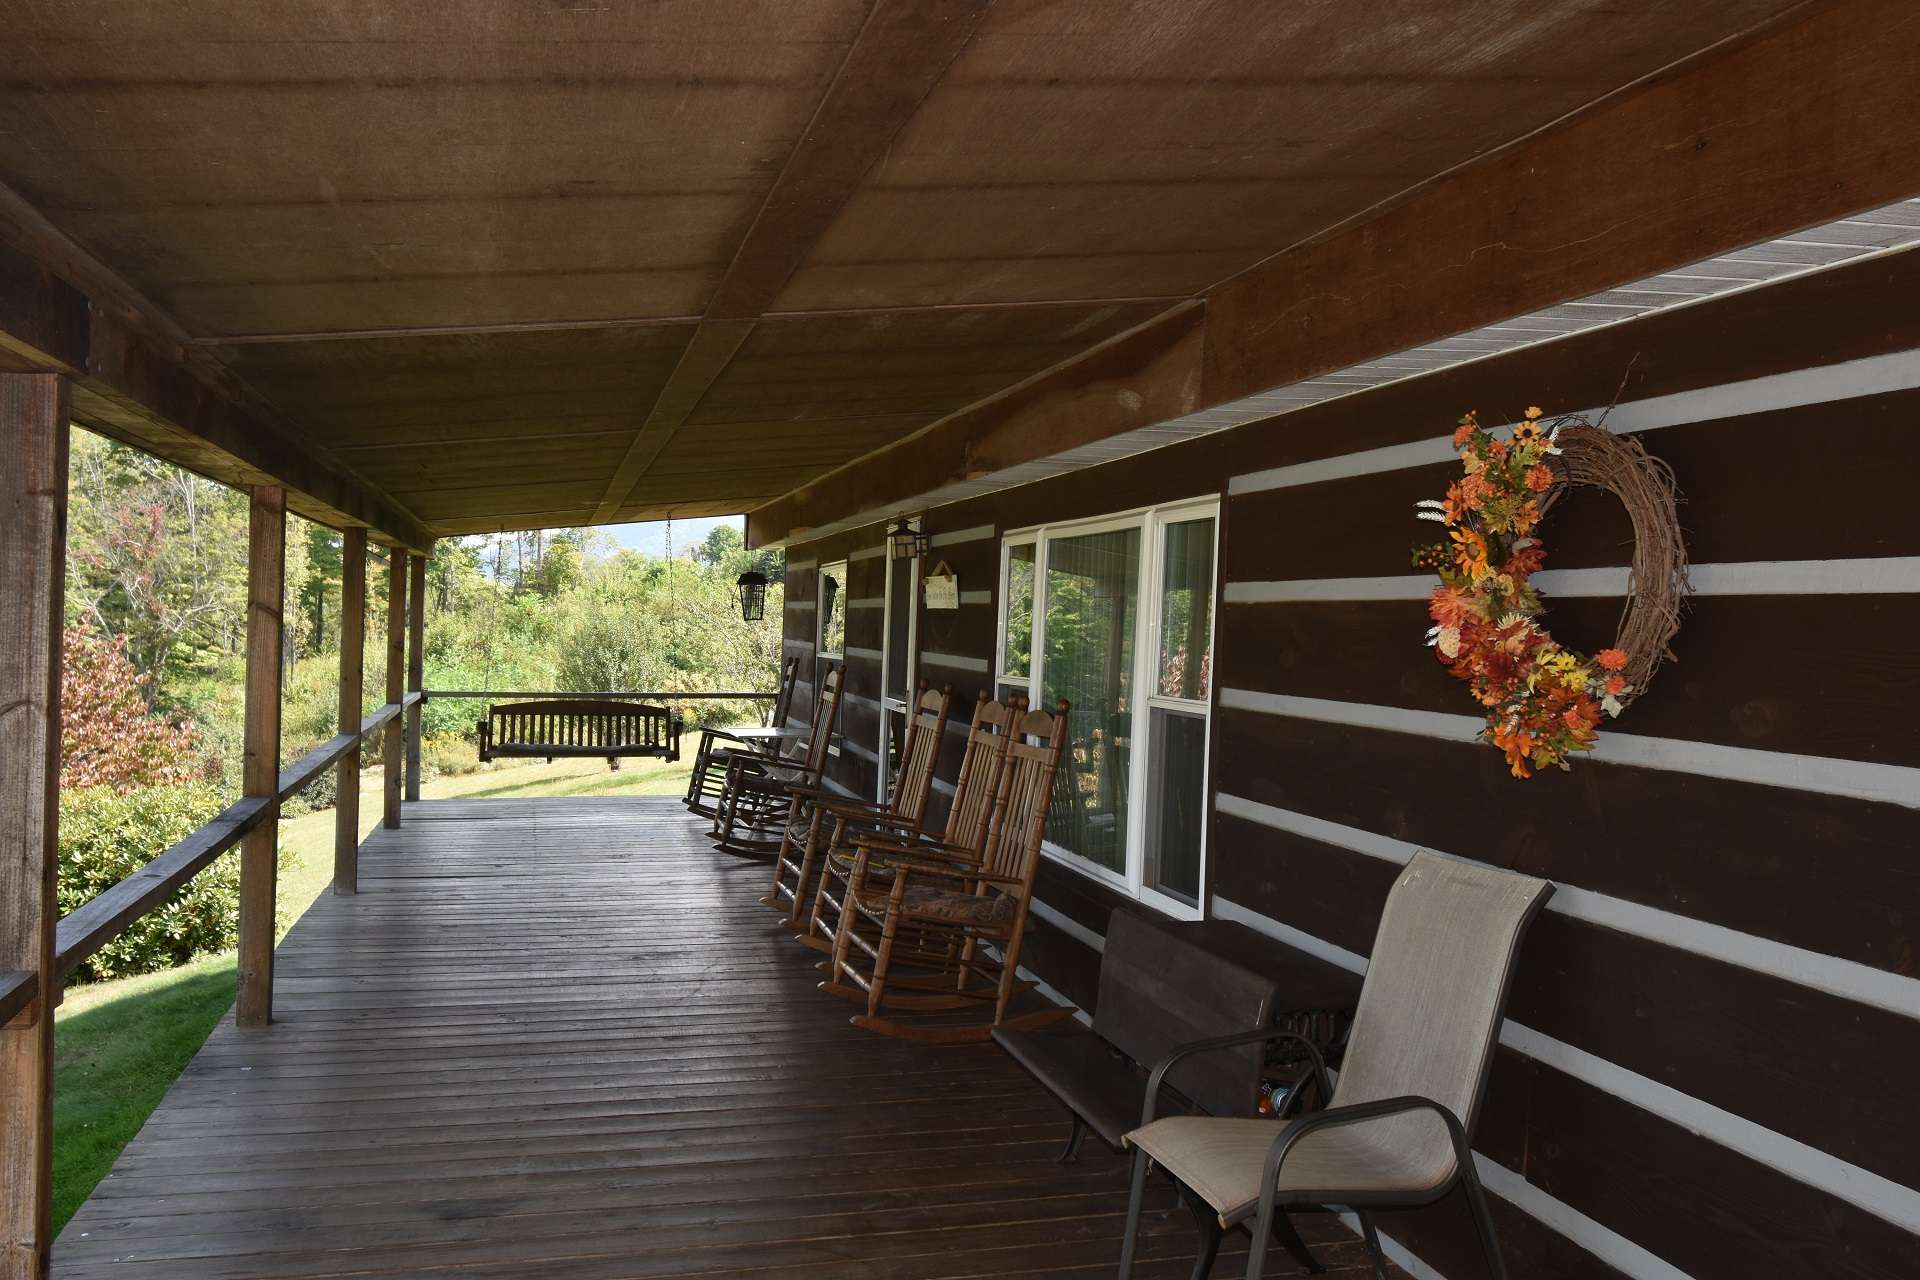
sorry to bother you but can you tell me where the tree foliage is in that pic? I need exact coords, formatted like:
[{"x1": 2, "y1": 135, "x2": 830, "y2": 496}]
[{"x1": 61, "y1": 624, "x2": 207, "y2": 792}]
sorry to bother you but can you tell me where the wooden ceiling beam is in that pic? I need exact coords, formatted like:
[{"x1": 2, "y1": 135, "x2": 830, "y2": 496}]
[
  {"x1": 590, "y1": 0, "x2": 991, "y2": 525},
  {"x1": 0, "y1": 194, "x2": 434, "y2": 551},
  {"x1": 746, "y1": 0, "x2": 1920, "y2": 547}
]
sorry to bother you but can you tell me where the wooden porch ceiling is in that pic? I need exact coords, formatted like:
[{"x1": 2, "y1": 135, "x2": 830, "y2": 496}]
[{"x1": 0, "y1": 0, "x2": 1897, "y2": 546}]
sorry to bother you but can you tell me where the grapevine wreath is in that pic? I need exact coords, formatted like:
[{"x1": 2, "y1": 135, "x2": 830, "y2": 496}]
[{"x1": 1412, "y1": 407, "x2": 1690, "y2": 778}]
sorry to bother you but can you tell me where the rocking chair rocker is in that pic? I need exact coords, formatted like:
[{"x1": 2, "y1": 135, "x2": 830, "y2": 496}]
[
  {"x1": 684, "y1": 656, "x2": 803, "y2": 817},
  {"x1": 797, "y1": 692, "x2": 1020, "y2": 957},
  {"x1": 710, "y1": 665, "x2": 842, "y2": 857},
  {"x1": 759, "y1": 681, "x2": 954, "y2": 929},
  {"x1": 824, "y1": 699, "x2": 1072, "y2": 1043}
]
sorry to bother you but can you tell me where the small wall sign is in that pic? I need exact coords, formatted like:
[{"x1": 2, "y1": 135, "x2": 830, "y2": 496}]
[{"x1": 923, "y1": 560, "x2": 960, "y2": 610}]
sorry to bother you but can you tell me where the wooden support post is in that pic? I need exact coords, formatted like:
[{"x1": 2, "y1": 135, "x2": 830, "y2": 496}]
[
  {"x1": 383, "y1": 550, "x2": 406, "y2": 830},
  {"x1": 405, "y1": 552, "x2": 425, "y2": 802},
  {"x1": 235, "y1": 485, "x2": 286, "y2": 1030},
  {"x1": 333, "y1": 527, "x2": 366, "y2": 895},
  {"x1": 1, "y1": 373, "x2": 68, "y2": 1280}
]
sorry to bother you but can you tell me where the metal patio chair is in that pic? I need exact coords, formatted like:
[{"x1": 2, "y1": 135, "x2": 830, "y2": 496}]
[{"x1": 1118, "y1": 852, "x2": 1553, "y2": 1280}]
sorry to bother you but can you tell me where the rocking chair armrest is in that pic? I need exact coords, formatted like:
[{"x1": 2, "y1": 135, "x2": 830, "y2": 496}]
[
  {"x1": 886, "y1": 856, "x2": 1020, "y2": 887},
  {"x1": 850, "y1": 831, "x2": 984, "y2": 864},
  {"x1": 1140, "y1": 1029, "x2": 1333, "y2": 1128},
  {"x1": 806, "y1": 793, "x2": 897, "y2": 820}
]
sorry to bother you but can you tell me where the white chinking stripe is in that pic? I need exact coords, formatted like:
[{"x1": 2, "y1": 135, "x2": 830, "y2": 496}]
[
  {"x1": 929, "y1": 524, "x2": 995, "y2": 547},
  {"x1": 1028, "y1": 889, "x2": 1675, "y2": 1279},
  {"x1": 1230, "y1": 348, "x2": 1920, "y2": 496},
  {"x1": 1217, "y1": 688, "x2": 1920, "y2": 809},
  {"x1": 1026, "y1": 896, "x2": 1106, "y2": 954},
  {"x1": 1225, "y1": 556, "x2": 1920, "y2": 603},
  {"x1": 921, "y1": 651, "x2": 991, "y2": 674},
  {"x1": 1330, "y1": 1215, "x2": 1454, "y2": 1280},
  {"x1": 842, "y1": 739, "x2": 879, "y2": 764},
  {"x1": 844, "y1": 645, "x2": 883, "y2": 661},
  {"x1": 782, "y1": 637, "x2": 814, "y2": 652},
  {"x1": 786, "y1": 558, "x2": 817, "y2": 573},
  {"x1": 959, "y1": 589, "x2": 994, "y2": 606},
  {"x1": 1212, "y1": 896, "x2": 1920, "y2": 1247},
  {"x1": 846, "y1": 596, "x2": 885, "y2": 610},
  {"x1": 1212, "y1": 792, "x2": 1920, "y2": 1021},
  {"x1": 848, "y1": 546, "x2": 887, "y2": 562},
  {"x1": 1465, "y1": 1161, "x2": 1691, "y2": 1280}
]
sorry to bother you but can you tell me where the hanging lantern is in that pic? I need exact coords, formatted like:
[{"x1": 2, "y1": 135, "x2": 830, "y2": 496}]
[
  {"x1": 734, "y1": 570, "x2": 769, "y2": 622},
  {"x1": 890, "y1": 519, "x2": 929, "y2": 561}
]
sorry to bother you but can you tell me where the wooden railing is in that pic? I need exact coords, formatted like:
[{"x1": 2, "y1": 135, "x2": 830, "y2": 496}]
[
  {"x1": 49, "y1": 687, "x2": 776, "y2": 990},
  {"x1": 50, "y1": 691, "x2": 423, "y2": 985},
  {"x1": 422, "y1": 689, "x2": 778, "y2": 702}
]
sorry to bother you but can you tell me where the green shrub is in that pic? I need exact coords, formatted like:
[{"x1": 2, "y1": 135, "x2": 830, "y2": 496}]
[
  {"x1": 57, "y1": 783, "x2": 286, "y2": 983},
  {"x1": 278, "y1": 756, "x2": 338, "y2": 817},
  {"x1": 422, "y1": 732, "x2": 489, "y2": 779}
]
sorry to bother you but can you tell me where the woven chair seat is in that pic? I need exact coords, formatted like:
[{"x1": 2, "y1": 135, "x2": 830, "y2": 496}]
[
  {"x1": 1127, "y1": 1114, "x2": 1456, "y2": 1227},
  {"x1": 903, "y1": 884, "x2": 1016, "y2": 928}
]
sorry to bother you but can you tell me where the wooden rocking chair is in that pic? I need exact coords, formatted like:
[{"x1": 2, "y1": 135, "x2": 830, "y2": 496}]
[
  {"x1": 684, "y1": 655, "x2": 803, "y2": 817},
  {"x1": 824, "y1": 699, "x2": 1072, "y2": 1043},
  {"x1": 797, "y1": 692, "x2": 1021, "y2": 957},
  {"x1": 759, "y1": 681, "x2": 955, "y2": 929},
  {"x1": 710, "y1": 665, "x2": 842, "y2": 857}
]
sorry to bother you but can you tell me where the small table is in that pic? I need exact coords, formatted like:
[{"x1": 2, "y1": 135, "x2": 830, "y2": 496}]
[{"x1": 722, "y1": 725, "x2": 810, "y2": 746}]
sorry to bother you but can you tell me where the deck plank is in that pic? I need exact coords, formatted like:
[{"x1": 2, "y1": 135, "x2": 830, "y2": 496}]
[{"x1": 55, "y1": 797, "x2": 1391, "y2": 1278}]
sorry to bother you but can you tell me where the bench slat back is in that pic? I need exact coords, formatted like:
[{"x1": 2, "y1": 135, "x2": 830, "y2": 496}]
[
  {"x1": 488, "y1": 700, "x2": 673, "y2": 750},
  {"x1": 1095, "y1": 910, "x2": 1281, "y2": 1119}
]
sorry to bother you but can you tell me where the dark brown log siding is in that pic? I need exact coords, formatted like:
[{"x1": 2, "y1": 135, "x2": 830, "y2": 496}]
[{"x1": 781, "y1": 246, "x2": 1920, "y2": 1278}]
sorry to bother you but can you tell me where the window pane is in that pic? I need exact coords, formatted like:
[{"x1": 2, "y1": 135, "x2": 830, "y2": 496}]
[
  {"x1": 1002, "y1": 543, "x2": 1036, "y2": 678},
  {"x1": 1145, "y1": 707, "x2": 1207, "y2": 906},
  {"x1": 885, "y1": 556, "x2": 914, "y2": 701},
  {"x1": 1042, "y1": 527, "x2": 1140, "y2": 873},
  {"x1": 1157, "y1": 517, "x2": 1215, "y2": 700},
  {"x1": 819, "y1": 560, "x2": 846, "y2": 656}
]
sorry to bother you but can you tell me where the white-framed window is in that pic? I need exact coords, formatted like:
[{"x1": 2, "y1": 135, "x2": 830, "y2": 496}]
[
  {"x1": 817, "y1": 558, "x2": 848, "y2": 755},
  {"x1": 994, "y1": 498, "x2": 1219, "y2": 920},
  {"x1": 877, "y1": 530, "x2": 920, "y2": 802},
  {"x1": 817, "y1": 559, "x2": 847, "y2": 661}
]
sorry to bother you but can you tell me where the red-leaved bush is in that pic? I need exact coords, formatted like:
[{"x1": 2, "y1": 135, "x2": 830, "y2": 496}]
[{"x1": 61, "y1": 624, "x2": 204, "y2": 792}]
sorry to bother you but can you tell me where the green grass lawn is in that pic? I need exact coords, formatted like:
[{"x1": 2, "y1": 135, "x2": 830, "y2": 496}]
[{"x1": 52, "y1": 755, "x2": 692, "y2": 1234}]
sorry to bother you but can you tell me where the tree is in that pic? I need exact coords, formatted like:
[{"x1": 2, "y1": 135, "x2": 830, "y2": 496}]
[
  {"x1": 693, "y1": 523, "x2": 743, "y2": 566},
  {"x1": 61, "y1": 624, "x2": 206, "y2": 791},
  {"x1": 66, "y1": 428, "x2": 250, "y2": 686}
]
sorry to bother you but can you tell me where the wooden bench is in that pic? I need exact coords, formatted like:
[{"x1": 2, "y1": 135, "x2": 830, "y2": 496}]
[
  {"x1": 476, "y1": 700, "x2": 683, "y2": 770},
  {"x1": 992, "y1": 911, "x2": 1357, "y2": 1277},
  {"x1": 993, "y1": 910, "x2": 1286, "y2": 1157}
]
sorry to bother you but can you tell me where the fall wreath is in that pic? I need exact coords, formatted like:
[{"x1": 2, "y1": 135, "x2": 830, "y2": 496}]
[{"x1": 1412, "y1": 408, "x2": 1690, "y2": 778}]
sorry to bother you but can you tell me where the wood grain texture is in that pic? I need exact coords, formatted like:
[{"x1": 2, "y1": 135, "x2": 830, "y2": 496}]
[
  {"x1": 334, "y1": 528, "x2": 366, "y2": 894},
  {"x1": 56, "y1": 799, "x2": 271, "y2": 982},
  {"x1": 0, "y1": 373, "x2": 66, "y2": 1280},
  {"x1": 1211, "y1": 707, "x2": 1918, "y2": 981},
  {"x1": 50, "y1": 796, "x2": 1398, "y2": 1280},
  {"x1": 1210, "y1": 811, "x2": 1920, "y2": 1194},
  {"x1": 236, "y1": 486, "x2": 286, "y2": 1029}
]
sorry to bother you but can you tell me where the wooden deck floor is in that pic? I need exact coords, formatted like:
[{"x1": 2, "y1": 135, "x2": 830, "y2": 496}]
[{"x1": 56, "y1": 796, "x2": 1391, "y2": 1279}]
